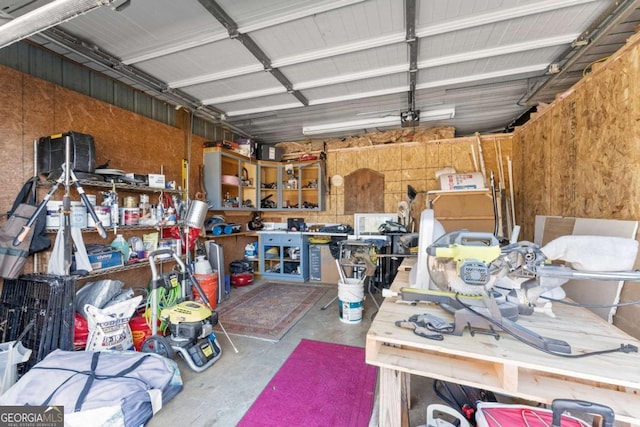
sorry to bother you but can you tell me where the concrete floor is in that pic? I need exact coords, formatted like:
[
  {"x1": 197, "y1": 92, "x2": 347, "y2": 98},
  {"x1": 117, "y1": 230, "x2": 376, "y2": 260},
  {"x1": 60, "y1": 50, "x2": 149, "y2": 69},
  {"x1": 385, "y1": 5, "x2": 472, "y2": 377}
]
[{"x1": 146, "y1": 279, "x2": 440, "y2": 427}]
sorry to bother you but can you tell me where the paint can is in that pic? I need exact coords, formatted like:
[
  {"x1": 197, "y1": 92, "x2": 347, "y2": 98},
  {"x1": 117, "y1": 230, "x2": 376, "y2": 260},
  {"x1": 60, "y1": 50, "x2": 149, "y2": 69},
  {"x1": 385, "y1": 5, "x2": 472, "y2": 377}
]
[
  {"x1": 70, "y1": 201, "x2": 88, "y2": 228},
  {"x1": 87, "y1": 205, "x2": 112, "y2": 227},
  {"x1": 45, "y1": 201, "x2": 63, "y2": 228},
  {"x1": 121, "y1": 207, "x2": 139, "y2": 225},
  {"x1": 123, "y1": 196, "x2": 138, "y2": 208},
  {"x1": 338, "y1": 278, "x2": 364, "y2": 324},
  {"x1": 157, "y1": 239, "x2": 181, "y2": 259},
  {"x1": 83, "y1": 194, "x2": 97, "y2": 206}
]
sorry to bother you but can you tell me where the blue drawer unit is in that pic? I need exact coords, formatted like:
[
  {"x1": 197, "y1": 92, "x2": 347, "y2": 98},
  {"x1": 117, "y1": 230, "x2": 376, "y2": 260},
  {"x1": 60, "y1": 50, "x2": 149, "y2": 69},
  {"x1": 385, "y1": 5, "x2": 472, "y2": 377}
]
[{"x1": 259, "y1": 232, "x2": 309, "y2": 282}]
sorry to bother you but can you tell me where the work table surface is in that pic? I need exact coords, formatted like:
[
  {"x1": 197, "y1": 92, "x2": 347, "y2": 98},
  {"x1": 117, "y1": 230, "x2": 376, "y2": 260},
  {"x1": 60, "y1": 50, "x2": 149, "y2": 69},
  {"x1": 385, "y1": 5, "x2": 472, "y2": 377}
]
[{"x1": 366, "y1": 259, "x2": 640, "y2": 426}]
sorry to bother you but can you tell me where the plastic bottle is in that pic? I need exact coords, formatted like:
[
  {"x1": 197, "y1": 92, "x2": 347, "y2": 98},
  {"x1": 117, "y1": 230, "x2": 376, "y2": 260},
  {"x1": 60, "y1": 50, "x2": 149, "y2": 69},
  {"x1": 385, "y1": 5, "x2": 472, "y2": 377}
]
[
  {"x1": 194, "y1": 255, "x2": 213, "y2": 275},
  {"x1": 111, "y1": 234, "x2": 130, "y2": 261},
  {"x1": 244, "y1": 242, "x2": 257, "y2": 259}
]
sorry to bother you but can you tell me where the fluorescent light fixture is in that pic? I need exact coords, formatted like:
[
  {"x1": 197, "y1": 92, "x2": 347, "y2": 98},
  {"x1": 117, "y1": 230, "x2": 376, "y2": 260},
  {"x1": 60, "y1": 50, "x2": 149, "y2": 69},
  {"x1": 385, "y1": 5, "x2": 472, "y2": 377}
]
[
  {"x1": 420, "y1": 107, "x2": 456, "y2": 121},
  {"x1": 303, "y1": 116, "x2": 399, "y2": 135},
  {"x1": 302, "y1": 107, "x2": 455, "y2": 136}
]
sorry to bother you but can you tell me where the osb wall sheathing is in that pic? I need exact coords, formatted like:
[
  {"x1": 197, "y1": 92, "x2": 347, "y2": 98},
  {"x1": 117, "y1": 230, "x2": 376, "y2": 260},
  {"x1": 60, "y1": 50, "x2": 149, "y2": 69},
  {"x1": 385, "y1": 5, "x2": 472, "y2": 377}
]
[
  {"x1": 0, "y1": 64, "x2": 206, "y2": 285},
  {"x1": 273, "y1": 132, "x2": 513, "y2": 231},
  {"x1": 512, "y1": 30, "x2": 640, "y2": 337}
]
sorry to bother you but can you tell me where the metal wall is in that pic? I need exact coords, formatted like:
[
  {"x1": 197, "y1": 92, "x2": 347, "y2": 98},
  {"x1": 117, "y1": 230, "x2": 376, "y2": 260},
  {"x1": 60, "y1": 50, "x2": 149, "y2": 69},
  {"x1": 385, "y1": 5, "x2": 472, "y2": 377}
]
[{"x1": 0, "y1": 40, "x2": 227, "y2": 141}]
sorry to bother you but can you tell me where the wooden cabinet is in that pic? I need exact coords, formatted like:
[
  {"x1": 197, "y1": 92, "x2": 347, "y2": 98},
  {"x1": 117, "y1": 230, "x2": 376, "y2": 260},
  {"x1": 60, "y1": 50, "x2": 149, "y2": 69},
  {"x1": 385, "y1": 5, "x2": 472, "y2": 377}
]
[
  {"x1": 259, "y1": 232, "x2": 309, "y2": 282},
  {"x1": 258, "y1": 160, "x2": 325, "y2": 211},
  {"x1": 203, "y1": 147, "x2": 258, "y2": 210},
  {"x1": 258, "y1": 161, "x2": 280, "y2": 210},
  {"x1": 282, "y1": 160, "x2": 324, "y2": 210},
  {"x1": 204, "y1": 147, "x2": 325, "y2": 212}
]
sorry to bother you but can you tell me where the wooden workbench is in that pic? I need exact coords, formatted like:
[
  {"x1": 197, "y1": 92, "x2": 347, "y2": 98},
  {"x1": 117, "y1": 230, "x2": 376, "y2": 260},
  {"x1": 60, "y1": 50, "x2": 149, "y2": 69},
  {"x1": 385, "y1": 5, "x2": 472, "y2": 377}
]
[{"x1": 366, "y1": 259, "x2": 640, "y2": 426}]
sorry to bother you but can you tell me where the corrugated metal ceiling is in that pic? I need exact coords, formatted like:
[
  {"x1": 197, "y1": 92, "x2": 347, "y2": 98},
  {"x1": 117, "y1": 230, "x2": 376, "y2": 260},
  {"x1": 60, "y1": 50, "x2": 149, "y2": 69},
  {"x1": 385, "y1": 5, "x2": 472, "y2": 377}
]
[{"x1": 1, "y1": 0, "x2": 639, "y2": 143}]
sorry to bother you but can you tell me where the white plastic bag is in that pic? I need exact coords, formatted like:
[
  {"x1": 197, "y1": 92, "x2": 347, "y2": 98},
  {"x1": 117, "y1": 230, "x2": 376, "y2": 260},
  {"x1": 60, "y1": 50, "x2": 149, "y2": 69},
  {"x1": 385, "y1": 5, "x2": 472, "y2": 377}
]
[
  {"x1": 48, "y1": 226, "x2": 93, "y2": 275},
  {"x1": 0, "y1": 341, "x2": 32, "y2": 394}
]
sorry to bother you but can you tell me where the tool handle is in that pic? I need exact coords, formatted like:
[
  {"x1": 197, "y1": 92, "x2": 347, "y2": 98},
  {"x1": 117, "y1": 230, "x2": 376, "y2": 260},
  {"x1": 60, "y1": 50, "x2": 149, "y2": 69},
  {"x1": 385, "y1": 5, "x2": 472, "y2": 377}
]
[
  {"x1": 551, "y1": 399, "x2": 615, "y2": 427},
  {"x1": 13, "y1": 225, "x2": 31, "y2": 246},
  {"x1": 427, "y1": 404, "x2": 471, "y2": 427},
  {"x1": 95, "y1": 222, "x2": 107, "y2": 238}
]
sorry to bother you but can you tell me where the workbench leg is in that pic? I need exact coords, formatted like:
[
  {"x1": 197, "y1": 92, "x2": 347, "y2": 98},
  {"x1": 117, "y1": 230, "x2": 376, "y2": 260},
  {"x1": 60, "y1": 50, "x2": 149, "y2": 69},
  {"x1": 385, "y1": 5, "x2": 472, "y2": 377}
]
[{"x1": 378, "y1": 367, "x2": 410, "y2": 427}]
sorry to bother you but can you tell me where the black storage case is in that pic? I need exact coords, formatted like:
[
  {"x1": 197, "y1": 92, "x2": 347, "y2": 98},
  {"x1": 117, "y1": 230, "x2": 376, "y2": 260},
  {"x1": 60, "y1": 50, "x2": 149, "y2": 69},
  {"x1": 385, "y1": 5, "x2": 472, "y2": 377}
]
[
  {"x1": 257, "y1": 144, "x2": 282, "y2": 161},
  {"x1": 37, "y1": 131, "x2": 96, "y2": 176},
  {"x1": 287, "y1": 217, "x2": 306, "y2": 231}
]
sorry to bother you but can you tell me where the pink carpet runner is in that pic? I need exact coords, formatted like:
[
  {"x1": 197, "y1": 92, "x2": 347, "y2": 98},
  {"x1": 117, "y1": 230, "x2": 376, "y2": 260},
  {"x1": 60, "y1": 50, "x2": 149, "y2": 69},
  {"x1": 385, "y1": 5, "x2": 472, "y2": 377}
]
[{"x1": 238, "y1": 339, "x2": 378, "y2": 427}]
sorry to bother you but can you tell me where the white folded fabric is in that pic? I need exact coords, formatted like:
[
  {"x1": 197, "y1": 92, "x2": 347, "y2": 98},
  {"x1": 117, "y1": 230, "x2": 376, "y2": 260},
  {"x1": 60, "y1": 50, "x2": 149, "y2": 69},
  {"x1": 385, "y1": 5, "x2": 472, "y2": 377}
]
[{"x1": 541, "y1": 235, "x2": 638, "y2": 271}]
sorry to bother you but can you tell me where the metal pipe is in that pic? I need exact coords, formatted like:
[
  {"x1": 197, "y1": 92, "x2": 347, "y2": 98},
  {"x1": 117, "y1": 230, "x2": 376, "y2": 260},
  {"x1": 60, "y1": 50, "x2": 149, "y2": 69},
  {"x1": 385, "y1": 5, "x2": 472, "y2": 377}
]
[
  {"x1": 522, "y1": 0, "x2": 640, "y2": 105},
  {"x1": 0, "y1": 0, "x2": 114, "y2": 50},
  {"x1": 63, "y1": 134, "x2": 73, "y2": 275}
]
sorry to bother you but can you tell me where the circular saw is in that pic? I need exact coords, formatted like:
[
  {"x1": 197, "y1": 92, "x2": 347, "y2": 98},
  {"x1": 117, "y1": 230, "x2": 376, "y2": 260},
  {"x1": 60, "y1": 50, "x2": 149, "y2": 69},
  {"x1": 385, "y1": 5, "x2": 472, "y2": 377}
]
[{"x1": 427, "y1": 230, "x2": 503, "y2": 295}]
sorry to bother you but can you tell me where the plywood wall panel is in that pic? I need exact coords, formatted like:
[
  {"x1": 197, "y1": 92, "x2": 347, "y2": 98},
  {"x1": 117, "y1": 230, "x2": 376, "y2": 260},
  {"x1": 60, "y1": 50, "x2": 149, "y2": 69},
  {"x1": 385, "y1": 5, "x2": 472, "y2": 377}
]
[
  {"x1": 0, "y1": 67, "x2": 27, "y2": 205},
  {"x1": 49, "y1": 87, "x2": 184, "y2": 184},
  {"x1": 280, "y1": 133, "x2": 513, "y2": 229},
  {"x1": 513, "y1": 31, "x2": 640, "y2": 337}
]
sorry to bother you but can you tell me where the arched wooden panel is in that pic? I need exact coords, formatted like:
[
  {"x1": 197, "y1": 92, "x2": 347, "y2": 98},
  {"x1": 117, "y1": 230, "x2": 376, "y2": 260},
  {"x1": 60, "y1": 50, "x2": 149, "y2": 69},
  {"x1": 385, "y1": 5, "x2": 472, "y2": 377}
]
[{"x1": 343, "y1": 168, "x2": 384, "y2": 214}]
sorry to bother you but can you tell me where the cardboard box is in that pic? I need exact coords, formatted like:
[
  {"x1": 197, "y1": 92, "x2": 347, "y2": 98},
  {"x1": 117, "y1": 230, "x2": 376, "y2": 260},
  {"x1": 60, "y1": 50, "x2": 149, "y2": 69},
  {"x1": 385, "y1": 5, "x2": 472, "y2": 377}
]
[
  {"x1": 428, "y1": 189, "x2": 498, "y2": 233},
  {"x1": 148, "y1": 174, "x2": 165, "y2": 189},
  {"x1": 309, "y1": 244, "x2": 340, "y2": 284},
  {"x1": 83, "y1": 250, "x2": 124, "y2": 271},
  {"x1": 439, "y1": 172, "x2": 485, "y2": 190}
]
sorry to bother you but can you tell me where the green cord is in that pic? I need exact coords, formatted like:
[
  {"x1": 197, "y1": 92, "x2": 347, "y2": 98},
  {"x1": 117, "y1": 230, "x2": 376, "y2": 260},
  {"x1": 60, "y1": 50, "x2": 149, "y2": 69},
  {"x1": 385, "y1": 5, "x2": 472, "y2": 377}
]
[{"x1": 144, "y1": 284, "x2": 182, "y2": 333}]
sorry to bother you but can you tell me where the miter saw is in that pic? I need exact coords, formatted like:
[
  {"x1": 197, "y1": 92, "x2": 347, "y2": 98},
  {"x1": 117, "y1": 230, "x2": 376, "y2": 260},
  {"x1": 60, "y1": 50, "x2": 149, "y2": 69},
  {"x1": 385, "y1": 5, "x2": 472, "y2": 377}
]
[{"x1": 388, "y1": 229, "x2": 640, "y2": 354}]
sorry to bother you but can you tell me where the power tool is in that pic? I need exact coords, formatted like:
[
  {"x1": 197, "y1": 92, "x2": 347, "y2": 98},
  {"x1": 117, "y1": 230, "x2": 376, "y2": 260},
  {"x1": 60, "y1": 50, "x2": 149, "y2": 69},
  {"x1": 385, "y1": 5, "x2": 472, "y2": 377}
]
[{"x1": 141, "y1": 249, "x2": 222, "y2": 372}]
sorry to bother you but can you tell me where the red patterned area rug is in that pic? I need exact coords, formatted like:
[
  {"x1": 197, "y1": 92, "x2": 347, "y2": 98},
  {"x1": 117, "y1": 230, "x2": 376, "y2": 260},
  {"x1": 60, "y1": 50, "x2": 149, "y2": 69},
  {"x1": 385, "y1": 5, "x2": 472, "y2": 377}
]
[
  {"x1": 215, "y1": 282, "x2": 328, "y2": 341},
  {"x1": 238, "y1": 339, "x2": 377, "y2": 427}
]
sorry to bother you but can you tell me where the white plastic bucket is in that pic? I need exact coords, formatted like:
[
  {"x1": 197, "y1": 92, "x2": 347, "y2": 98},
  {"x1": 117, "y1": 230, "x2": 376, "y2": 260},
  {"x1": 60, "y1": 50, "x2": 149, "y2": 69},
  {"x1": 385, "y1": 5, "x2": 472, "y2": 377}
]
[
  {"x1": 83, "y1": 194, "x2": 97, "y2": 206},
  {"x1": 87, "y1": 205, "x2": 112, "y2": 227},
  {"x1": 46, "y1": 200, "x2": 63, "y2": 228},
  {"x1": 70, "y1": 201, "x2": 87, "y2": 228},
  {"x1": 338, "y1": 278, "x2": 364, "y2": 324}
]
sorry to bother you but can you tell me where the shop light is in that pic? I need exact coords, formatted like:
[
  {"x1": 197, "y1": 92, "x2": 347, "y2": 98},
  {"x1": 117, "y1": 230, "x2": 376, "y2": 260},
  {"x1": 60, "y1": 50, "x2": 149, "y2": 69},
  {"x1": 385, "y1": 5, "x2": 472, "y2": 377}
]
[{"x1": 301, "y1": 107, "x2": 455, "y2": 135}]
